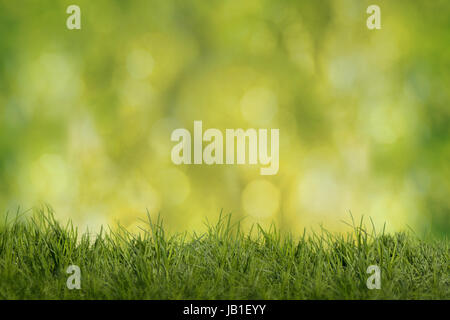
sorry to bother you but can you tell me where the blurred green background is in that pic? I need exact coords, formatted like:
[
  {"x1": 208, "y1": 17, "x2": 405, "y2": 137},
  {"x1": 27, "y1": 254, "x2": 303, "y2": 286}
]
[{"x1": 0, "y1": 0, "x2": 449, "y2": 236}]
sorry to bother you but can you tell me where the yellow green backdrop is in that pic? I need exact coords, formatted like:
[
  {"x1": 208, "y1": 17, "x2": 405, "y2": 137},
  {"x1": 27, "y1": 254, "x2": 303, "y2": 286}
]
[{"x1": 0, "y1": 0, "x2": 448, "y2": 236}]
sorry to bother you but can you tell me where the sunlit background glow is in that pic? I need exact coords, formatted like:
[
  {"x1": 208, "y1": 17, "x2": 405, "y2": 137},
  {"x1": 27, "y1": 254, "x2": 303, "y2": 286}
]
[{"x1": 0, "y1": 0, "x2": 448, "y2": 236}]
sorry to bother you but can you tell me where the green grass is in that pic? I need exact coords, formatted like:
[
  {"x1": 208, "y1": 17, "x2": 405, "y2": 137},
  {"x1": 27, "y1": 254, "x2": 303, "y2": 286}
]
[{"x1": 0, "y1": 209, "x2": 448, "y2": 300}]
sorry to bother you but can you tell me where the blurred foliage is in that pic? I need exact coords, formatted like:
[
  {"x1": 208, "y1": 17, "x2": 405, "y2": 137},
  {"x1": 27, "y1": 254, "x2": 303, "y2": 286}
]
[{"x1": 0, "y1": 0, "x2": 449, "y2": 236}]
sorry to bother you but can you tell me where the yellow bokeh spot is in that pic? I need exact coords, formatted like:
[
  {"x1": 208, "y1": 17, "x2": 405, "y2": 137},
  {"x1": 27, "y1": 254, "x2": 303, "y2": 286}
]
[
  {"x1": 126, "y1": 49, "x2": 154, "y2": 80},
  {"x1": 242, "y1": 179, "x2": 280, "y2": 219},
  {"x1": 157, "y1": 168, "x2": 190, "y2": 207},
  {"x1": 240, "y1": 87, "x2": 278, "y2": 126},
  {"x1": 29, "y1": 154, "x2": 75, "y2": 201},
  {"x1": 120, "y1": 78, "x2": 155, "y2": 111},
  {"x1": 297, "y1": 168, "x2": 340, "y2": 215}
]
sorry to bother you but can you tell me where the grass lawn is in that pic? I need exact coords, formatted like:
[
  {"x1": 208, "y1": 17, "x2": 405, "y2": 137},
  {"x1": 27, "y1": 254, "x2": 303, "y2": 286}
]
[{"x1": 0, "y1": 209, "x2": 448, "y2": 299}]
